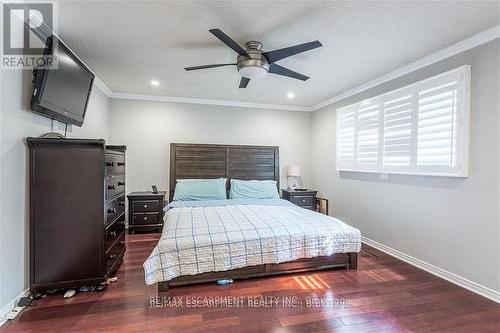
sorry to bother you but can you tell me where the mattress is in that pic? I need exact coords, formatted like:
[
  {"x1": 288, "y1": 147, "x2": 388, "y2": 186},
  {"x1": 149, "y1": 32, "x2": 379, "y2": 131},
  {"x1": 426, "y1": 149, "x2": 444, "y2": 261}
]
[{"x1": 143, "y1": 199, "x2": 361, "y2": 285}]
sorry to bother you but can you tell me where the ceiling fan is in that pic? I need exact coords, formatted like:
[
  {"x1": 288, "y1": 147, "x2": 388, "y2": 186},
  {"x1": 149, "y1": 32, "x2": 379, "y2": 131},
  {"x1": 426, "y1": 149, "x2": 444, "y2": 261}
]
[{"x1": 184, "y1": 28, "x2": 322, "y2": 88}]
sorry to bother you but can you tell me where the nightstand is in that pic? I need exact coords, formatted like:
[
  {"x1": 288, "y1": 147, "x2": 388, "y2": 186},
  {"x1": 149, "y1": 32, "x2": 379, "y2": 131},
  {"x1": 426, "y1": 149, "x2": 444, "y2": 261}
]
[
  {"x1": 281, "y1": 189, "x2": 318, "y2": 211},
  {"x1": 127, "y1": 191, "x2": 166, "y2": 234}
]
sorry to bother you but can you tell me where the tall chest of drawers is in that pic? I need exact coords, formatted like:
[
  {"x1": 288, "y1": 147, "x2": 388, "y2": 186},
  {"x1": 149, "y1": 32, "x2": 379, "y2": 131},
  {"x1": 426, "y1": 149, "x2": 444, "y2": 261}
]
[
  {"x1": 104, "y1": 145, "x2": 127, "y2": 277},
  {"x1": 27, "y1": 138, "x2": 126, "y2": 293}
]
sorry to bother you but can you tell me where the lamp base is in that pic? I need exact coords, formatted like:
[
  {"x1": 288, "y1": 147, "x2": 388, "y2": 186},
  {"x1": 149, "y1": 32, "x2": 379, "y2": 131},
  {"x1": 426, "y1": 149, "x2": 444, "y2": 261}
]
[{"x1": 287, "y1": 176, "x2": 303, "y2": 190}]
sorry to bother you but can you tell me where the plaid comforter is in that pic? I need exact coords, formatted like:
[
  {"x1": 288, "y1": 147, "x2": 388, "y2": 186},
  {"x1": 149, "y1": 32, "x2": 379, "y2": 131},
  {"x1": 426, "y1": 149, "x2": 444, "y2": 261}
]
[{"x1": 143, "y1": 199, "x2": 361, "y2": 285}]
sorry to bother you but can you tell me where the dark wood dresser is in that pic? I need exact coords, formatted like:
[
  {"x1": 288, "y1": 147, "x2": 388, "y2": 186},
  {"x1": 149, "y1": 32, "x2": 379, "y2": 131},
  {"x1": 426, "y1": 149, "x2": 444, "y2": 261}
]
[
  {"x1": 27, "y1": 138, "x2": 126, "y2": 293},
  {"x1": 104, "y1": 145, "x2": 127, "y2": 277},
  {"x1": 127, "y1": 191, "x2": 166, "y2": 233},
  {"x1": 281, "y1": 189, "x2": 318, "y2": 210}
]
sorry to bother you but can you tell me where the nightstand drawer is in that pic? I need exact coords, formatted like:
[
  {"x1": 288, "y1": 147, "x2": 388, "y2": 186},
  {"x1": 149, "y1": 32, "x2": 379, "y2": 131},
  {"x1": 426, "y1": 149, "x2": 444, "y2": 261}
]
[
  {"x1": 127, "y1": 191, "x2": 166, "y2": 234},
  {"x1": 282, "y1": 189, "x2": 318, "y2": 211},
  {"x1": 132, "y1": 213, "x2": 159, "y2": 225},
  {"x1": 292, "y1": 195, "x2": 315, "y2": 206},
  {"x1": 133, "y1": 200, "x2": 159, "y2": 213}
]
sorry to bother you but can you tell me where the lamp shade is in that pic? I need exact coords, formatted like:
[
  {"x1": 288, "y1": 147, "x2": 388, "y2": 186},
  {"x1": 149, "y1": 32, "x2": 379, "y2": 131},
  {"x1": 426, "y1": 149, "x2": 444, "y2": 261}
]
[{"x1": 287, "y1": 165, "x2": 301, "y2": 177}]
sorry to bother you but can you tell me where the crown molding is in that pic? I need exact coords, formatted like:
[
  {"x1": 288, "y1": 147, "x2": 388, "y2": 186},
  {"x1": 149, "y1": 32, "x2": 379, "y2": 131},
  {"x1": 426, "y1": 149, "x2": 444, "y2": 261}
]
[
  {"x1": 93, "y1": 77, "x2": 113, "y2": 97},
  {"x1": 91, "y1": 75, "x2": 312, "y2": 111},
  {"x1": 311, "y1": 25, "x2": 500, "y2": 111},
  {"x1": 109, "y1": 92, "x2": 313, "y2": 112},
  {"x1": 92, "y1": 25, "x2": 499, "y2": 113}
]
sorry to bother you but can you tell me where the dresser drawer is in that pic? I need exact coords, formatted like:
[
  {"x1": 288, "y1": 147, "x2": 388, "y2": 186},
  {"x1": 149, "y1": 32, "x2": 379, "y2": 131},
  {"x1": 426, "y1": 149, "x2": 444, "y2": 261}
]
[
  {"x1": 106, "y1": 174, "x2": 125, "y2": 199},
  {"x1": 105, "y1": 233, "x2": 125, "y2": 275},
  {"x1": 105, "y1": 218, "x2": 125, "y2": 251},
  {"x1": 132, "y1": 213, "x2": 159, "y2": 225},
  {"x1": 133, "y1": 200, "x2": 159, "y2": 213},
  {"x1": 105, "y1": 153, "x2": 125, "y2": 175},
  {"x1": 292, "y1": 195, "x2": 315, "y2": 206},
  {"x1": 106, "y1": 195, "x2": 125, "y2": 225}
]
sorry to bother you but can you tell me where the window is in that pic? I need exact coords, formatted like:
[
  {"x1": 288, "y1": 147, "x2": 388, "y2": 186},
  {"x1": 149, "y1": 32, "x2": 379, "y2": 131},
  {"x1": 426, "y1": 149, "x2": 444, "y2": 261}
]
[{"x1": 336, "y1": 65, "x2": 470, "y2": 177}]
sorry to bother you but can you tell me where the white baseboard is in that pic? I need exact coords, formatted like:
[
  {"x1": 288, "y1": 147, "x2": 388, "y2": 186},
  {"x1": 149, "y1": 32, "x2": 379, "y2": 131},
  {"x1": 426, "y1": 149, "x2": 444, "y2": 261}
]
[
  {"x1": 0, "y1": 288, "x2": 29, "y2": 327},
  {"x1": 362, "y1": 236, "x2": 500, "y2": 303}
]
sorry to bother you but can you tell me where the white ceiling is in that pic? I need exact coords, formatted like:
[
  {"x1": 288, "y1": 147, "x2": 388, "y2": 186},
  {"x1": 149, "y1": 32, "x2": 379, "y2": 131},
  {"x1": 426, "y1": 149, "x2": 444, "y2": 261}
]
[{"x1": 57, "y1": 1, "x2": 500, "y2": 107}]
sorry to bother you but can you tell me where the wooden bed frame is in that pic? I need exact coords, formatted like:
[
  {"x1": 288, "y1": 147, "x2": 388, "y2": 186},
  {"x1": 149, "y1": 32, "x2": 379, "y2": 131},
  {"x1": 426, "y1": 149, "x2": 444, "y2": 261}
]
[{"x1": 158, "y1": 143, "x2": 358, "y2": 291}]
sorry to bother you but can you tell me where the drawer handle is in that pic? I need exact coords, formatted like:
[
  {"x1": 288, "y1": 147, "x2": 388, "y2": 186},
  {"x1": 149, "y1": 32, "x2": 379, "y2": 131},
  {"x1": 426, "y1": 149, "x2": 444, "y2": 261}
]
[
  {"x1": 119, "y1": 241, "x2": 125, "y2": 245},
  {"x1": 119, "y1": 201, "x2": 125, "y2": 206},
  {"x1": 109, "y1": 254, "x2": 116, "y2": 259},
  {"x1": 143, "y1": 204, "x2": 148, "y2": 208},
  {"x1": 302, "y1": 199, "x2": 306, "y2": 203},
  {"x1": 108, "y1": 208, "x2": 117, "y2": 214},
  {"x1": 109, "y1": 231, "x2": 117, "y2": 237},
  {"x1": 108, "y1": 185, "x2": 115, "y2": 190},
  {"x1": 143, "y1": 217, "x2": 148, "y2": 220},
  {"x1": 117, "y1": 162, "x2": 125, "y2": 167},
  {"x1": 106, "y1": 161, "x2": 115, "y2": 167},
  {"x1": 118, "y1": 182, "x2": 125, "y2": 186}
]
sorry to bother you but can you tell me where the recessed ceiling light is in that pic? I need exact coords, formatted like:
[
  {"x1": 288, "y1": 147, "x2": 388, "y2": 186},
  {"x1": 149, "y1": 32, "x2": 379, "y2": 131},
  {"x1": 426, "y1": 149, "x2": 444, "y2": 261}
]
[
  {"x1": 287, "y1": 92, "x2": 295, "y2": 98},
  {"x1": 150, "y1": 80, "x2": 160, "y2": 86}
]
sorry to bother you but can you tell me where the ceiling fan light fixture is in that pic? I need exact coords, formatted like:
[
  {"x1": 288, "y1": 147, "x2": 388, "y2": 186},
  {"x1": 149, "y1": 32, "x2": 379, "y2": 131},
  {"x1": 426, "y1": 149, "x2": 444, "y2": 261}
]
[
  {"x1": 238, "y1": 66, "x2": 268, "y2": 79},
  {"x1": 185, "y1": 28, "x2": 322, "y2": 88}
]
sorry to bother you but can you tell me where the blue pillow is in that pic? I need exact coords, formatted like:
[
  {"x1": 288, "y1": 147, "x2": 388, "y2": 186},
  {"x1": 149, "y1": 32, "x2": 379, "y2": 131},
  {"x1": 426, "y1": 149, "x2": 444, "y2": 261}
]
[
  {"x1": 173, "y1": 178, "x2": 227, "y2": 201},
  {"x1": 229, "y1": 179, "x2": 279, "y2": 199}
]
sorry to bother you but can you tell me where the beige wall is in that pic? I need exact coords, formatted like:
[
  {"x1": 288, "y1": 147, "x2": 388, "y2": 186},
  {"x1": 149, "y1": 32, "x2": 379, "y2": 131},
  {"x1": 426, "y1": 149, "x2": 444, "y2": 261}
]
[
  {"x1": 0, "y1": 69, "x2": 110, "y2": 315},
  {"x1": 310, "y1": 40, "x2": 500, "y2": 293},
  {"x1": 108, "y1": 99, "x2": 313, "y2": 196}
]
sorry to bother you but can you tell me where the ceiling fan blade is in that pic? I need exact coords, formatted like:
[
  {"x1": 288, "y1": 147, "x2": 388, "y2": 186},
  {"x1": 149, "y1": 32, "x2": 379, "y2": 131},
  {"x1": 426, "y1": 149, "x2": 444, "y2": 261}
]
[
  {"x1": 268, "y1": 63, "x2": 309, "y2": 81},
  {"x1": 184, "y1": 63, "x2": 237, "y2": 71},
  {"x1": 209, "y1": 28, "x2": 249, "y2": 57},
  {"x1": 239, "y1": 76, "x2": 250, "y2": 88},
  {"x1": 263, "y1": 40, "x2": 322, "y2": 63}
]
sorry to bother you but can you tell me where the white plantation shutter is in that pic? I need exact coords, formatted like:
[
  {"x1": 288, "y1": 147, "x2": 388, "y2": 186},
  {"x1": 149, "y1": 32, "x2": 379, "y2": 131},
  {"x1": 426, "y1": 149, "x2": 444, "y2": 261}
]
[
  {"x1": 382, "y1": 87, "x2": 414, "y2": 170},
  {"x1": 416, "y1": 73, "x2": 460, "y2": 172},
  {"x1": 336, "y1": 104, "x2": 357, "y2": 170},
  {"x1": 357, "y1": 97, "x2": 381, "y2": 169},
  {"x1": 335, "y1": 65, "x2": 470, "y2": 177}
]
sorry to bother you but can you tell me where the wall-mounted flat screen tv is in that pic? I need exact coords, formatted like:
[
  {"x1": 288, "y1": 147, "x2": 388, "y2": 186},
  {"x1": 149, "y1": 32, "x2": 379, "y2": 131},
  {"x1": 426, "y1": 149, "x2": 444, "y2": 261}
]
[{"x1": 31, "y1": 35, "x2": 95, "y2": 127}]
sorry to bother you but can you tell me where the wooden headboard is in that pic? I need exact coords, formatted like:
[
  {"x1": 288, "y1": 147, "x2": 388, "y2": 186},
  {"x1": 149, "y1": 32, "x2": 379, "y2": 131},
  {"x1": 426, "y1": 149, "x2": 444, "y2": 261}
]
[{"x1": 169, "y1": 143, "x2": 279, "y2": 201}]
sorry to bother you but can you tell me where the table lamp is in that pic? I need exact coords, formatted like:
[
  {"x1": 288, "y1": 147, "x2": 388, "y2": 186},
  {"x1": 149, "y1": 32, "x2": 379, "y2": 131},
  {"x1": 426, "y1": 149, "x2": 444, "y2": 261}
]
[{"x1": 287, "y1": 165, "x2": 302, "y2": 190}]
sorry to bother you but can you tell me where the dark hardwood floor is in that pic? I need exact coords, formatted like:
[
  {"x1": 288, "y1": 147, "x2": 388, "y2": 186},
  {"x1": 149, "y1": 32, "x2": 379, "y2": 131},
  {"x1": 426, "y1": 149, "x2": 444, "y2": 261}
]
[{"x1": 2, "y1": 233, "x2": 499, "y2": 332}]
